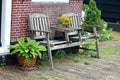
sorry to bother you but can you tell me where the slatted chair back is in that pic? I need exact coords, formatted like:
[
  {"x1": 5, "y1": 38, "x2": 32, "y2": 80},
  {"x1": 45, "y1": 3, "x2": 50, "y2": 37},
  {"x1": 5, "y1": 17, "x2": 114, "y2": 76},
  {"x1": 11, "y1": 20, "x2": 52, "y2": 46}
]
[
  {"x1": 28, "y1": 14, "x2": 51, "y2": 39},
  {"x1": 62, "y1": 13, "x2": 81, "y2": 35}
]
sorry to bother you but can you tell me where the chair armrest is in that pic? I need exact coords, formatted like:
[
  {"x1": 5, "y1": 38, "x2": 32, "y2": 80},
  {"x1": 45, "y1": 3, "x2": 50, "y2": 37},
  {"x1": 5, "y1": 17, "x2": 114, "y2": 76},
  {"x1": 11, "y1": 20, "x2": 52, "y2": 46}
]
[
  {"x1": 50, "y1": 26, "x2": 65, "y2": 32},
  {"x1": 30, "y1": 29, "x2": 52, "y2": 33},
  {"x1": 82, "y1": 25, "x2": 99, "y2": 27},
  {"x1": 66, "y1": 27, "x2": 82, "y2": 31},
  {"x1": 50, "y1": 26, "x2": 82, "y2": 32}
]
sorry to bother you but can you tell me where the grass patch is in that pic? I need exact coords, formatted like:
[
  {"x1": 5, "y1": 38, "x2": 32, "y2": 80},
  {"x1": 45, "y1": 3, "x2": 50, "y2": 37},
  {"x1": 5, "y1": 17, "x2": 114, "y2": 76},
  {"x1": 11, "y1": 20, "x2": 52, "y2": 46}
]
[
  {"x1": 100, "y1": 45, "x2": 120, "y2": 57},
  {"x1": 36, "y1": 59, "x2": 49, "y2": 71},
  {"x1": 84, "y1": 61, "x2": 90, "y2": 65},
  {"x1": 73, "y1": 56, "x2": 81, "y2": 62}
]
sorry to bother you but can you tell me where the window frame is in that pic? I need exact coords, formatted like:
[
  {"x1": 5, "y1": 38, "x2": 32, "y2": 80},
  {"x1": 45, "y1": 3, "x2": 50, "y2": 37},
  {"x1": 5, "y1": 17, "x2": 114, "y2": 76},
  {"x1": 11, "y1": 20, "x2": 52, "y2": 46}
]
[{"x1": 31, "y1": 0, "x2": 69, "y2": 4}]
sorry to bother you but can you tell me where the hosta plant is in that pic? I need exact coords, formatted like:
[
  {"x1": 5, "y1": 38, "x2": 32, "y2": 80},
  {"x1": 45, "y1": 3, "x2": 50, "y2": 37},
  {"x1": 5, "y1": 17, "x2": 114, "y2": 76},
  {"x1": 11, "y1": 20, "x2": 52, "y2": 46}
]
[
  {"x1": 9, "y1": 37, "x2": 47, "y2": 59},
  {"x1": 8, "y1": 37, "x2": 47, "y2": 70}
]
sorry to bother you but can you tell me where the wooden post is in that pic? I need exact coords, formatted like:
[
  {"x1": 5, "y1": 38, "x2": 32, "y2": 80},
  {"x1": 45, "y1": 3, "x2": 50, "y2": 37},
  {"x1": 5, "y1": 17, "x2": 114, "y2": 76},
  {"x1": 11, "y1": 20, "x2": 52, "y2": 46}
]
[{"x1": 93, "y1": 27, "x2": 100, "y2": 58}]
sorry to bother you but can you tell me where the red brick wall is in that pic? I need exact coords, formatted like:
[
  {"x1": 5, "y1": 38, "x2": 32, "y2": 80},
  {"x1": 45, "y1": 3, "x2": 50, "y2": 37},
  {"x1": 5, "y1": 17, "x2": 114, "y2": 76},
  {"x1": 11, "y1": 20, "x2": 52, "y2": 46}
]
[{"x1": 11, "y1": 0, "x2": 83, "y2": 41}]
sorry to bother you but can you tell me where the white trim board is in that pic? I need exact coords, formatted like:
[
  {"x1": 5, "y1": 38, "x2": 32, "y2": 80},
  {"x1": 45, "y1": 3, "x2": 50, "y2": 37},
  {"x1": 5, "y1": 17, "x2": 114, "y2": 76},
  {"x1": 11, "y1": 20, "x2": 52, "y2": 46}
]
[
  {"x1": 31, "y1": 0, "x2": 69, "y2": 4},
  {"x1": 0, "y1": 0, "x2": 12, "y2": 55}
]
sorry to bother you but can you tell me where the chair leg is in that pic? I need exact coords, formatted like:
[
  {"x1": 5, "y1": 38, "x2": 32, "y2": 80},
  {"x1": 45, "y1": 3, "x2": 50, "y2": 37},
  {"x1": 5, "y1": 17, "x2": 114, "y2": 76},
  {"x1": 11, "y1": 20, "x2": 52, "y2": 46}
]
[
  {"x1": 46, "y1": 33, "x2": 54, "y2": 70},
  {"x1": 47, "y1": 47, "x2": 54, "y2": 70},
  {"x1": 93, "y1": 27, "x2": 100, "y2": 58}
]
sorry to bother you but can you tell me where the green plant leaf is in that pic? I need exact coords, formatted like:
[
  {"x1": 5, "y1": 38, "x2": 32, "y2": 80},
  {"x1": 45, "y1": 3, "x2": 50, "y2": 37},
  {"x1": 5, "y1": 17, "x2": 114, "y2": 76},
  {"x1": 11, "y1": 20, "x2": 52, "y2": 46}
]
[{"x1": 8, "y1": 37, "x2": 47, "y2": 59}]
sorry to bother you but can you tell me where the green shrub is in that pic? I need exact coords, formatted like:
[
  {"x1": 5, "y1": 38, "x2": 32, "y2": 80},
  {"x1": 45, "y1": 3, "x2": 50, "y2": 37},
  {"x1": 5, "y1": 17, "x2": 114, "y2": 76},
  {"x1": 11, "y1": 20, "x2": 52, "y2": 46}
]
[
  {"x1": 82, "y1": 31, "x2": 91, "y2": 37},
  {"x1": 79, "y1": 43, "x2": 98, "y2": 58},
  {"x1": 84, "y1": 61, "x2": 90, "y2": 65},
  {"x1": 82, "y1": 4, "x2": 89, "y2": 12},
  {"x1": 90, "y1": 52, "x2": 98, "y2": 58},
  {"x1": 53, "y1": 50, "x2": 66, "y2": 59},
  {"x1": 0, "y1": 55, "x2": 6, "y2": 69},
  {"x1": 82, "y1": 0, "x2": 106, "y2": 32},
  {"x1": 99, "y1": 28, "x2": 113, "y2": 41},
  {"x1": 42, "y1": 52, "x2": 48, "y2": 60}
]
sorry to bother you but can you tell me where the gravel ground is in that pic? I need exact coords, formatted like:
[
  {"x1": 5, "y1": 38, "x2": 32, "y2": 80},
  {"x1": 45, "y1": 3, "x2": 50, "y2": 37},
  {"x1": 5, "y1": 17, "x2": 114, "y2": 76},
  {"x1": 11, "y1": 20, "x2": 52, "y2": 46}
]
[
  {"x1": 0, "y1": 55, "x2": 120, "y2": 80},
  {"x1": 0, "y1": 32, "x2": 120, "y2": 80}
]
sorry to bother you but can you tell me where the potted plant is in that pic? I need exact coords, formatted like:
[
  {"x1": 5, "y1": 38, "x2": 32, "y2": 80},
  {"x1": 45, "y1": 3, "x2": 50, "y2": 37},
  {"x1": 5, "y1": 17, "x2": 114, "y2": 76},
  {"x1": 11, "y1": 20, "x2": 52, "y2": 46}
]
[{"x1": 8, "y1": 37, "x2": 47, "y2": 70}]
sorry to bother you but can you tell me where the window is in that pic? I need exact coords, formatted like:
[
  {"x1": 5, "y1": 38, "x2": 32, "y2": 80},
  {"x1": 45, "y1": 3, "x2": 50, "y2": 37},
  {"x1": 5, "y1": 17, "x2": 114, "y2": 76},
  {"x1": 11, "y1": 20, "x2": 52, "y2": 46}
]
[{"x1": 32, "y1": 0, "x2": 69, "y2": 4}]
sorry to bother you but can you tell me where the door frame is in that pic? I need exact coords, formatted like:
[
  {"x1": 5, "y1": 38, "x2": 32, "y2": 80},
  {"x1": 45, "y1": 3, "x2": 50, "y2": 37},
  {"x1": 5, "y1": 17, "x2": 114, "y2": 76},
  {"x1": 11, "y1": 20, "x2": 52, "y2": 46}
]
[{"x1": 0, "y1": 0, "x2": 12, "y2": 55}]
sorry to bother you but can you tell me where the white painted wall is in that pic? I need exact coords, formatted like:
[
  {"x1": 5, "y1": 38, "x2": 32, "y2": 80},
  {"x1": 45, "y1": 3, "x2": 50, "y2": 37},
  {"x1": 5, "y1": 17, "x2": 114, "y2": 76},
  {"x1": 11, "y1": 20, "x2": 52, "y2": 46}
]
[{"x1": 0, "y1": 0, "x2": 12, "y2": 55}]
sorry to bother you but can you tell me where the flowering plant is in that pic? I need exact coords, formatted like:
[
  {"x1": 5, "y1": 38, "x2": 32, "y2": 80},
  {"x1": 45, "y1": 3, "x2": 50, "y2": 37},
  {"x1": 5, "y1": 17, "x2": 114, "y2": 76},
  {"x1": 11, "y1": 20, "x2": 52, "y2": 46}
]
[{"x1": 58, "y1": 16, "x2": 71, "y2": 28}]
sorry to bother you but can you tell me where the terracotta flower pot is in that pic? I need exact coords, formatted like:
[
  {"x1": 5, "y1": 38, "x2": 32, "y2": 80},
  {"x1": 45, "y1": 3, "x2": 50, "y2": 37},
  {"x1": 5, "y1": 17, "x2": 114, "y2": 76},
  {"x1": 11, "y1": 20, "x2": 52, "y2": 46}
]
[{"x1": 17, "y1": 55, "x2": 37, "y2": 71}]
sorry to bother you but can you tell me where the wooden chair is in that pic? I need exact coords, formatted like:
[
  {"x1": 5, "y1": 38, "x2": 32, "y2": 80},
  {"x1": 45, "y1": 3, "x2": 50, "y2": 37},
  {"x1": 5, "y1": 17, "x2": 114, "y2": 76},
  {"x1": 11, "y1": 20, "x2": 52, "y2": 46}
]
[
  {"x1": 28, "y1": 13, "x2": 99, "y2": 70},
  {"x1": 62, "y1": 13, "x2": 100, "y2": 58},
  {"x1": 28, "y1": 13, "x2": 83, "y2": 70}
]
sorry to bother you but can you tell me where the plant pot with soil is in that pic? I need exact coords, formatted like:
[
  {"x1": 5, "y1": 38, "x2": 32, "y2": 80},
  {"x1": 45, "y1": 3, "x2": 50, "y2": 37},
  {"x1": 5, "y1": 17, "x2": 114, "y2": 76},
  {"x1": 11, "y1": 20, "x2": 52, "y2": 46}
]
[{"x1": 8, "y1": 37, "x2": 47, "y2": 71}]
